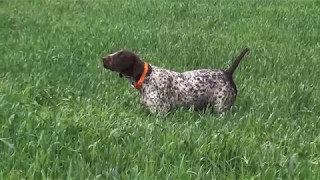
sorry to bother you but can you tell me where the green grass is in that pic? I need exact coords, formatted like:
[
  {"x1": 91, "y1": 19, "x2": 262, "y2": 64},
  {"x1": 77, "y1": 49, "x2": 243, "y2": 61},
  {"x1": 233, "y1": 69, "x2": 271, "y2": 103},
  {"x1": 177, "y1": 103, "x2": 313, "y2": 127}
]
[{"x1": 1, "y1": 0, "x2": 320, "y2": 179}]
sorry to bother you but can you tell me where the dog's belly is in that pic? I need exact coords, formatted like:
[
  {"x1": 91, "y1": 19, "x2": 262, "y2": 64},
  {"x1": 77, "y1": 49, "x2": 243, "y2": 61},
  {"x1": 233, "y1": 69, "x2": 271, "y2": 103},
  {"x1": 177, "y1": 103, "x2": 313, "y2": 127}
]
[
  {"x1": 179, "y1": 94, "x2": 211, "y2": 110},
  {"x1": 172, "y1": 70, "x2": 234, "y2": 110}
]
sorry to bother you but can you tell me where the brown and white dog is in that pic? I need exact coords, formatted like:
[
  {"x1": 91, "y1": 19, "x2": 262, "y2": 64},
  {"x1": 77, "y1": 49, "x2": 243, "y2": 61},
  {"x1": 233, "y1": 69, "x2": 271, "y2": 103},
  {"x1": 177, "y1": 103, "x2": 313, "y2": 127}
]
[{"x1": 102, "y1": 48, "x2": 250, "y2": 114}]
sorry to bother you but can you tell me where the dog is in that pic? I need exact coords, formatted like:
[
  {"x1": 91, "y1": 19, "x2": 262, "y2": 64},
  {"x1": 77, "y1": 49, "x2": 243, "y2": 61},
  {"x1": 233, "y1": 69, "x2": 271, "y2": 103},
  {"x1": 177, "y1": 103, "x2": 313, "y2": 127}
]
[{"x1": 102, "y1": 48, "x2": 250, "y2": 114}]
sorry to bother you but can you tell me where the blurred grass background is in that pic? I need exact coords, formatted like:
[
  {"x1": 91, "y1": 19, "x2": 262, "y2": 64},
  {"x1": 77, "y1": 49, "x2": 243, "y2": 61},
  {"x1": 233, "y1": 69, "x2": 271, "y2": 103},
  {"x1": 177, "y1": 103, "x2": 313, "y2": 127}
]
[{"x1": 1, "y1": 0, "x2": 320, "y2": 179}]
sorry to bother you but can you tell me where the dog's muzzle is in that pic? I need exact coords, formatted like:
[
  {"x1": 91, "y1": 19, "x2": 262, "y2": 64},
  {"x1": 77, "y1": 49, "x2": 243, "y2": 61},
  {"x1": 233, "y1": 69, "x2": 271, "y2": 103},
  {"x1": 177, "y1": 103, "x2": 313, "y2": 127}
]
[{"x1": 102, "y1": 56, "x2": 112, "y2": 69}]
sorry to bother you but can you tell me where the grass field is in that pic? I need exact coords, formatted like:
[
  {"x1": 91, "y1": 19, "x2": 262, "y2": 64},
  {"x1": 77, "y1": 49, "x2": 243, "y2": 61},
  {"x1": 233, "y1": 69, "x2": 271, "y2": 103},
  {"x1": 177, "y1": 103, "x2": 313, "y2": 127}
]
[{"x1": 1, "y1": 0, "x2": 320, "y2": 179}]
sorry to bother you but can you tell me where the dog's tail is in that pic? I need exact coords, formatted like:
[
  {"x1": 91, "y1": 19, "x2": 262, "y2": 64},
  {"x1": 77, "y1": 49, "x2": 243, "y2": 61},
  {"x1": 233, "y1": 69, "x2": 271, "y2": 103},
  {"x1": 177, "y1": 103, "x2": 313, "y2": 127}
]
[{"x1": 225, "y1": 47, "x2": 250, "y2": 77}]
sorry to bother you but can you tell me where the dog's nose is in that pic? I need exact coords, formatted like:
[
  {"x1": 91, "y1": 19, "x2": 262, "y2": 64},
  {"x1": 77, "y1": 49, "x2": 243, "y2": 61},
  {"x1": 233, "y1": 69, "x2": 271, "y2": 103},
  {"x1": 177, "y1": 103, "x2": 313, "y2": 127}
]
[
  {"x1": 102, "y1": 56, "x2": 112, "y2": 69},
  {"x1": 102, "y1": 56, "x2": 107, "y2": 62},
  {"x1": 102, "y1": 56, "x2": 111, "y2": 63}
]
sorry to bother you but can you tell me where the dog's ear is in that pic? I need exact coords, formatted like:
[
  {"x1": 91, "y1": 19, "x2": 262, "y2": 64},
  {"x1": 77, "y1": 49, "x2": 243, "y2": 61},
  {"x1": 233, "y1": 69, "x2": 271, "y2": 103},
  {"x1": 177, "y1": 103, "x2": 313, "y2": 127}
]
[{"x1": 119, "y1": 73, "x2": 123, "y2": 78}]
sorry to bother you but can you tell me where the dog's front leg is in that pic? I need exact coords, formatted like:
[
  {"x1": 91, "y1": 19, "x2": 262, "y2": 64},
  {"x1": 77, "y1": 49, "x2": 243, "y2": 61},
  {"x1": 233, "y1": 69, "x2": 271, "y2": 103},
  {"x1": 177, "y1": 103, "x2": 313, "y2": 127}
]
[{"x1": 140, "y1": 92, "x2": 171, "y2": 115}]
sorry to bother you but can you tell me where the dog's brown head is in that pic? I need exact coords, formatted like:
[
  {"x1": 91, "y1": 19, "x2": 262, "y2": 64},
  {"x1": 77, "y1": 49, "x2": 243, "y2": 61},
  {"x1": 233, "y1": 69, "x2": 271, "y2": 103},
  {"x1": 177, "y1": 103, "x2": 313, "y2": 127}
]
[{"x1": 102, "y1": 50, "x2": 146, "y2": 81}]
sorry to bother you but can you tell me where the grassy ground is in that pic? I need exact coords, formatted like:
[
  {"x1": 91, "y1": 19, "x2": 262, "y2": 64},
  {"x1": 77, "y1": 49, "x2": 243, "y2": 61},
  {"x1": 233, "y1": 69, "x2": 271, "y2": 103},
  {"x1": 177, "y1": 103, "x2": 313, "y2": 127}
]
[{"x1": 1, "y1": 0, "x2": 320, "y2": 179}]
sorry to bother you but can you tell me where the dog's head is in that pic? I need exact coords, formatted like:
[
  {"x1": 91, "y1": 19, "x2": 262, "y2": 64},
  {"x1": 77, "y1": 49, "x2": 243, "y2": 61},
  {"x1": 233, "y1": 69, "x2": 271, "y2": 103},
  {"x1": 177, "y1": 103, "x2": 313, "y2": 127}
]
[{"x1": 102, "y1": 50, "x2": 145, "y2": 80}]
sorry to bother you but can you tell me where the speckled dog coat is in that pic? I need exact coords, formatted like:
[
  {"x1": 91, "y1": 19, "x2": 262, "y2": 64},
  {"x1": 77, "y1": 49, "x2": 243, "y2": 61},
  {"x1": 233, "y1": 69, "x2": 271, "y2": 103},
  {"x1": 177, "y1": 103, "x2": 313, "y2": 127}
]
[{"x1": 102, "y1": 48, "x2": 250, "y2": 114}]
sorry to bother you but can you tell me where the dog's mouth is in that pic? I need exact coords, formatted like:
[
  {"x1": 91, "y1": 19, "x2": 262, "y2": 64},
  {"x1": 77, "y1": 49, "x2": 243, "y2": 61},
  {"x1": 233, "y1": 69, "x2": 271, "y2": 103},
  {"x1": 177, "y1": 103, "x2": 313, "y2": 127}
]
[
  {"x1": 103, "y1": 63, "x2": 112, "y2": 70},
  {"x1": 102, "y1": 56, "x2": 133, "y2": 80},
  {"x1": 102, "y1": 56, "x2": 113, "y2": 69}
]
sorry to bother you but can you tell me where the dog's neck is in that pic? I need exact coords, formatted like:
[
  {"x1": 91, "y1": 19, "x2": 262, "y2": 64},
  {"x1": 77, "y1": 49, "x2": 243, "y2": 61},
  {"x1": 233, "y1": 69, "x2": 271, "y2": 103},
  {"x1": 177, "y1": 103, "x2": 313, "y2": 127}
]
[{"x1": 130, "y1": 62, "x2": 153, "y2": 88}]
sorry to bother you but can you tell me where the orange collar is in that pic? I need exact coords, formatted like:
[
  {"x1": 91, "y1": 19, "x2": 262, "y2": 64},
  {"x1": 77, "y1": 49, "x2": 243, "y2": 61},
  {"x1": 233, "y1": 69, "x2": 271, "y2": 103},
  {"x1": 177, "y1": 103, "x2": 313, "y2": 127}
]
[{"x1": 134, "y1": 62, "x2": 149, "y2": 89}]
